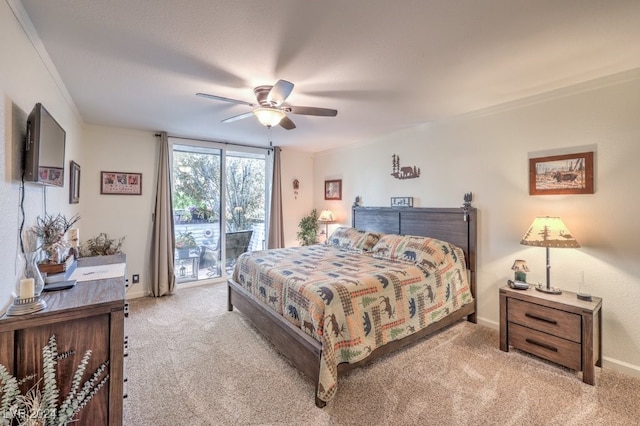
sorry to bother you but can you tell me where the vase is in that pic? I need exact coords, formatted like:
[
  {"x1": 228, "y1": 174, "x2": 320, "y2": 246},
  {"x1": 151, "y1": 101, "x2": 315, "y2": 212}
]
[{"x1": 24, "y1": 251, "x2": 46, "y2": 296}]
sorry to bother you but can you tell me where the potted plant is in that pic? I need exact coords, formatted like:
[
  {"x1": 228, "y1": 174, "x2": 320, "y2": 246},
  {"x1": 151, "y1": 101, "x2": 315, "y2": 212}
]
[
  {"x1": 297, "y1": 209, "x2": 319, "y2": 246},
  {"x1": 175, "y1": 230, "x2": 198, "y2": 258}
]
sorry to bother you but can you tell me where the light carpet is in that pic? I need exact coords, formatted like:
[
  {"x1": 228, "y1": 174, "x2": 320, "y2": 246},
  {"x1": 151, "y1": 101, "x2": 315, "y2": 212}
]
[{"x1": 123, "y1": 283, "x2": 640, "y2": 425}]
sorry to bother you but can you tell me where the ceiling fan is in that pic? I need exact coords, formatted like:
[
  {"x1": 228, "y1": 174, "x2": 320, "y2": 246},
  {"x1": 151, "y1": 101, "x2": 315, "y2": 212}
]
[{"x1": 196, "y1": 79, "x2": 337, "y2": 130}]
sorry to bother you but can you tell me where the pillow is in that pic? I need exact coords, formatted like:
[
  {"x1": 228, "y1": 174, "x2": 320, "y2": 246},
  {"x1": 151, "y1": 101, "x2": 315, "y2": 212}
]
[
  {"x1": 327, "y1": 227, "x2": 382, "y2": 251},
  {"x1": 371, "y1": 233, "x2": 460, "y2": 268}
]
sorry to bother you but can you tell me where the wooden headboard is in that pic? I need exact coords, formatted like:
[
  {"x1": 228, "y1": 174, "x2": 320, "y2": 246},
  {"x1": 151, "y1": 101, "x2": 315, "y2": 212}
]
[{"x1": 352, "y1": 205, "x2": 477, "y2": 320}]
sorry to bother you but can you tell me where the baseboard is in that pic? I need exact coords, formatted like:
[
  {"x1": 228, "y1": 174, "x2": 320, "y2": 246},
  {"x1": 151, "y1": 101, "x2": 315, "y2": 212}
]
[
  {"x1": 476, "y1": 316, "x2": 640, "y2": 379},
  {"x1": 603, "y1": 357, "x2": 640, "y2": 379},
  {"x1": 125, "y1": 288, "x2": 147, "y2": 299},
  {"x1": 477, "y1": 316, "x2": 498, "y2": 329}
]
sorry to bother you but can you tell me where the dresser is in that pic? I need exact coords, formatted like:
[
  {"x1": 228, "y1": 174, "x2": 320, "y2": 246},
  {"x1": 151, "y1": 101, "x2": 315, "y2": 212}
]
[
  {"x1": 499, "y1": 285, "x2": 602, "y2": 384},
  {"x1": 0, "y1": 255, "x2": 126, "y2": 425}
]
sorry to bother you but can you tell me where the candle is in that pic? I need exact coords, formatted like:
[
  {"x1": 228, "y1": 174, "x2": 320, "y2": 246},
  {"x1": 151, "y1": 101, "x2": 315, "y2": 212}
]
[
  {"x1": 68, "y1": 228, "x2": 80, "y2": 248},
  {"x1": 20, "y1": 278, "x2": 35, "y2": 299}
]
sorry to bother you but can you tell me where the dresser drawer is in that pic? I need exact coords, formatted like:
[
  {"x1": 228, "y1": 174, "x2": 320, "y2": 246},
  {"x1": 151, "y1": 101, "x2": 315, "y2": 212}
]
[
  {"x1": 508, "y1": 298, "x2": 581, "y2": 342},
  {"x1": 508, "y1": 323, "x2": 582, "y2": 370}
]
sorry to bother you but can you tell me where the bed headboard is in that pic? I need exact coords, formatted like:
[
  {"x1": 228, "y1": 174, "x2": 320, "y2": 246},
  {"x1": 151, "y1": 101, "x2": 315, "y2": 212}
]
[{"x1": 352, "y1": 203, "x2": 477, "y2": 317}]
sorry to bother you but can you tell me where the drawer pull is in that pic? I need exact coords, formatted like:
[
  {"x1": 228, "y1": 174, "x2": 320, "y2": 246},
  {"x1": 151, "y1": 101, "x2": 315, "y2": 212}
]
[
  {"x1": 525, "y1": 312, "x2": 557, "y2": 325},
  {"x1": 525, "y1": 338, "x2": 558, "y2": 352}
]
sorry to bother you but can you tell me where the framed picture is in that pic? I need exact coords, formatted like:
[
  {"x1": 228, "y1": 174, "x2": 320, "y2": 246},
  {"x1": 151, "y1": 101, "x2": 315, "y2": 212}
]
[
  {"x1": 529, "y1": 151, "x2": 594, "y2": 195},
  {"x1": 391, "y1": 196, "x2": 413, "y2": 207},
  {"x1": 69, "y1": 161, "x2": 80, "y2": 204},
  {"x1": 101, "y1": 171, "x2": 142, "y2": 195},
  {"x1": 324, "y1": 179, "x2": 342, "y2": 200}
]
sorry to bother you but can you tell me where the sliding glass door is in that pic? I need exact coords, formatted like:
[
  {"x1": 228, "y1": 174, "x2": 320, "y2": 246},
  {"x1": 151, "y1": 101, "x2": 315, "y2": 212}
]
[{"x1": 170, "y1": 138, "x2": 269, "y2": 284}]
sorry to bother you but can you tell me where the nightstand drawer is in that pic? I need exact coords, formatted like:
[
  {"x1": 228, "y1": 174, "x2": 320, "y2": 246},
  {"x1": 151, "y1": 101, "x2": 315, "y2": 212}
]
[
  {"x1": 508, "y1": 323, "x2": 582, "y2": 371},
  {"x1": 508, "y1": 298, "x2": 581, "y2": 342}
]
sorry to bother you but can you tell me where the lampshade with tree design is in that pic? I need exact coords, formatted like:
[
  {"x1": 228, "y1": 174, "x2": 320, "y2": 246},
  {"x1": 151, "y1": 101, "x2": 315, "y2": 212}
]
[{"x1": 520, "y1": 216, "x2": 579, "y2": 294}]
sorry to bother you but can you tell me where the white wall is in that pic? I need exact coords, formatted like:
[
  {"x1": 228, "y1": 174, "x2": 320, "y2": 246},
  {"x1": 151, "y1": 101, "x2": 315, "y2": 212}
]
[
  {"x1": 313, "y1": 72, "x2": 640, "y2": 377},
  {"x1": 81, "y1": 125, "x2": 158, "y2": 298},
  {"x1": 1, "y1": 1, "x2": 82, "y2": 312},
  {"x1": 280, "y1": 148, "x2": 314, "y2": 247}
]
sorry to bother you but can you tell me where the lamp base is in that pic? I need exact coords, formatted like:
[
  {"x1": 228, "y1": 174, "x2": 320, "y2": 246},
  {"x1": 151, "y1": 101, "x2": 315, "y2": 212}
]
[{"x1": 535, "y1": 283, "x2": 562, "y2": 295}]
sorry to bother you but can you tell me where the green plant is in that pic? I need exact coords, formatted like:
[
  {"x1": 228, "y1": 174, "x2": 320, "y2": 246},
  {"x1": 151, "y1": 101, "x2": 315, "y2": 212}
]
[
  {"x1": 297, "y1": 209, "x2": 319, "y2": 246},
  {"x1": 0, "y1": 335, "x2": 109, "y2": 425},
  {"x1": 175, "y1": 230, "x2": 198, "y2": 249},
  {"x1": 79, "y1": 233, "x2": 125, "y2": 257}
]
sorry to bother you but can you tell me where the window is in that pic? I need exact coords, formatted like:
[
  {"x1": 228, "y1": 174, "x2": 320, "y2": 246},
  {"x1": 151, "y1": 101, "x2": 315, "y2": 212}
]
[{"x1": 170, "y1": 138, "x2": 270, "y2": 283}]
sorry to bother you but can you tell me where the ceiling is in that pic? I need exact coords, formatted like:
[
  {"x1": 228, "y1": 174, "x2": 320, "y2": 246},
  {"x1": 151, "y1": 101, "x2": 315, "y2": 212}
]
[{"x1": 15, "y1": 0, "x2": 640, "y2": 153}]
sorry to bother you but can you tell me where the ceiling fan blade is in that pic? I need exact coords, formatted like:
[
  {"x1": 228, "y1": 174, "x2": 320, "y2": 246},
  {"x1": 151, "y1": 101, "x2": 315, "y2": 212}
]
[
  {"x1": 221, "y1": 112, "x2": 254, "y2": 123},
  {"x1": 196, "y1": 92, "x2": 256, "y2": 107},
  {"x1": 267, "y1": 80, "x2": 294, "y2": 106},
  {"x1": 279, "y1": 115, "x2": 296, "y2": 130},
  {"x1": 286, "y1": 105, "x2": 338, "y2": 117}
]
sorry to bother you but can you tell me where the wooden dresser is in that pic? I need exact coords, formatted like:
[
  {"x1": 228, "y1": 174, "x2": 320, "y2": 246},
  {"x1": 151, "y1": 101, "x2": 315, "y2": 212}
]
[
  {"x1": 500, "y1": 285, "x2": 602, "y2": 384},
  {"x1": 0, "y1": 255, "x2": 126, "y2": 425}
]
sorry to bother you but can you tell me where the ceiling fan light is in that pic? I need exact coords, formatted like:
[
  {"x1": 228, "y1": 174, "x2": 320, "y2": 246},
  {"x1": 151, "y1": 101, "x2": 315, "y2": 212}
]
[{"x1": 253, "y1": 107, "x2": 285, "y2": 127}]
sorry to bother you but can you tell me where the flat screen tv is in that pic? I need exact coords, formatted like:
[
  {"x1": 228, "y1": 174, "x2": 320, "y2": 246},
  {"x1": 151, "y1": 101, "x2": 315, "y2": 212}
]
[{"x1": 24, "y1": 103, "x2": 66, "y2": 186}]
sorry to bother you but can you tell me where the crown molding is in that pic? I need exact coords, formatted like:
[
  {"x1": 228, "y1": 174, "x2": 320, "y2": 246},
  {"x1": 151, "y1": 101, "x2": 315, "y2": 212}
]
[{"x1": 6, "y1": 0, "x2": 82, "y2": 122}]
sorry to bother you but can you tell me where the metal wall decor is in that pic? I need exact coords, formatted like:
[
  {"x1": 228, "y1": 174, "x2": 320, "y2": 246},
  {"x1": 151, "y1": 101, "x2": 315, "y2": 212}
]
[{"x1": 391, "y1": 154, "x2": 420, "y2": 179}]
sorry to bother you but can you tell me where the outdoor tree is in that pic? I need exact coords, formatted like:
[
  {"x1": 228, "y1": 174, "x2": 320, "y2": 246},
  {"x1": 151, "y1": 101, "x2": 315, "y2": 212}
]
[
  {"x1": 172, "y1": 150, "x2": 265, "y2": 231},
  {"x1": 226, "y1": 157, "x2": 265, "y2": 231}
]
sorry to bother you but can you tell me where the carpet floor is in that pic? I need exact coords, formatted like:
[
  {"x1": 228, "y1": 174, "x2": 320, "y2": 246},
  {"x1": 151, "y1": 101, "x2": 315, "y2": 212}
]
[{"x1": 123, "y1": 283, "x2": 640, "y2": 425}]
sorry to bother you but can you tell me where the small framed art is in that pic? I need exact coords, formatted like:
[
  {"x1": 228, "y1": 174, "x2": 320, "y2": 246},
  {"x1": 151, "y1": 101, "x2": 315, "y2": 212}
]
[
  {"x1": 391, "y1": 197, "x2": 413, "y2": 207},
  {"x1": 69, "y1": 161, "x2": 80, "y2": 204},
  {"x1": 324, "y1": 179, "x2": 342, "y2": 200},
  {"x1": 101, "y1": 171, "x2": 142, "y2": 195},
  {"x1": 529, "y1": 151, "x2": 594, "y2": 195}
]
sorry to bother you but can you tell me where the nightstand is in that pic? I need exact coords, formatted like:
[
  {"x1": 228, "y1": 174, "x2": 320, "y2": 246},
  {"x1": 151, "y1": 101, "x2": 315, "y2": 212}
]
[{"x1": 500, "y1": 285, "x2": 602, "y2": 384}]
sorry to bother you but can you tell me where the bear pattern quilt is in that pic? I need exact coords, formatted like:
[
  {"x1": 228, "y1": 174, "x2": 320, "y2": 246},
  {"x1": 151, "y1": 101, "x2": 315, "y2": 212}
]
[{"x1": 232, "y1": 233, "x2": 472, "y2": 403}]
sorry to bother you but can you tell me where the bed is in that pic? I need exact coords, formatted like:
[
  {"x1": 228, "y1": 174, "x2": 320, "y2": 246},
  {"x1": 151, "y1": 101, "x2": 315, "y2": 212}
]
[{"x1": 227, "y1": 197, "x2": 477, "y2": 407}]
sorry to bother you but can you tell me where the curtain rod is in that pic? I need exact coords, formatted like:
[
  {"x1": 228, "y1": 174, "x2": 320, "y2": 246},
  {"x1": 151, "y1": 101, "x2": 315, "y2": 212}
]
[{"x1": 154, "y1": 133, "x2": 274, "y2": 151}]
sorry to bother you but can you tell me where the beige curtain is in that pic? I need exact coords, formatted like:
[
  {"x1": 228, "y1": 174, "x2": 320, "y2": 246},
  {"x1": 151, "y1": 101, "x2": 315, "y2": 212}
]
[
  {"x1": 149, "y1": 132, "x2": 176, "y2": 296},
  {"x1": 267, "y1": 146, "x2": 284, "y2": 249}
]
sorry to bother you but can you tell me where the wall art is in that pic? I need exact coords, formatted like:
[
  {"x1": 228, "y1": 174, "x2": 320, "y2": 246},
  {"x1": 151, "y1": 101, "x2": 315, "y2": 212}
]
[
  {"x1": 529, "y1": 151, "x2": 594, "y2": 195},
  {"x1": 69, "y1": 161, "x2": 80, "y2": 204},
  {"x1": 324, "y1": 179, "x2": 342, "y2": 200},
  {"x1": 391, "y1": 197, "x2": 413, "y2": 207},
  {"x1": 391, "y1": 154, "x2": 420, "y2": 179},
  {"x1": 101, "y1": 171, "x2": 142, "y2": 195}
]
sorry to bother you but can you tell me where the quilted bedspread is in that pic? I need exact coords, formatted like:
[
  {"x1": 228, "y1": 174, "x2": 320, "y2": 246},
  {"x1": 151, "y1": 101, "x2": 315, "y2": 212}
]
[{"x1": 232, "y1": 241, "x2": 473, "y2": 403}]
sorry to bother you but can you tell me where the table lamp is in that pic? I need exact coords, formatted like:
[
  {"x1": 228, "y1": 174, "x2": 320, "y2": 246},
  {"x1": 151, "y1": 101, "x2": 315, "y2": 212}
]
[
  {"x1": 511, "y1": 259, "x2": 530, "y2": 282},
  {"x1": 520, "y1": 216, "x2": 580, "y2": 294},
  {"x1": 318, "y1": 210, "x2": 335, "y2": 244}
]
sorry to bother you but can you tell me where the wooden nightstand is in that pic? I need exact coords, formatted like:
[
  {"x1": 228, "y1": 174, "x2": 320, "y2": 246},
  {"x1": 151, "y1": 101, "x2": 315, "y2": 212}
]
[{"x1": 500, "y1": 285, "x2": 602, "y2": 384}]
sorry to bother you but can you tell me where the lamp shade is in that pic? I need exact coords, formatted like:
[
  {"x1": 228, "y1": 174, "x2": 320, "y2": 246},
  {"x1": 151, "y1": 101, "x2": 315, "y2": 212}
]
[
  {"x1": 520, "y1": 216, "x2": 580, "y2": 248},
  {"x1": 318, "y1": 209, "x2": 335, "y2": 223},
  {"x1": 253, "y1": 107, "x2": 285, "y2": 127},
  {"x1": 511, "y1": 259, "x2": 530, "y2": 272}
]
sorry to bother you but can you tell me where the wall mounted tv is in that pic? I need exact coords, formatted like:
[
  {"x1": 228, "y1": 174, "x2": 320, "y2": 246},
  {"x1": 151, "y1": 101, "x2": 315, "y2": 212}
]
[{"x1": 23, "y1": 103, "x2": 66, "y2": 186}]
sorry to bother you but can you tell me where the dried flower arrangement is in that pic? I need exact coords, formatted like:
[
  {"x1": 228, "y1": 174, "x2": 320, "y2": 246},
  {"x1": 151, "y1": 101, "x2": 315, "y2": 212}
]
[
  {"x1": 31, "y1": 213, "x2": 81, "y2": 263},
  {"x1": 79, "y1": 233, "x2": 125, "y2": 257},
  {"x1": 0, "y1": 335, "x2": 108, "y2": 425}
]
